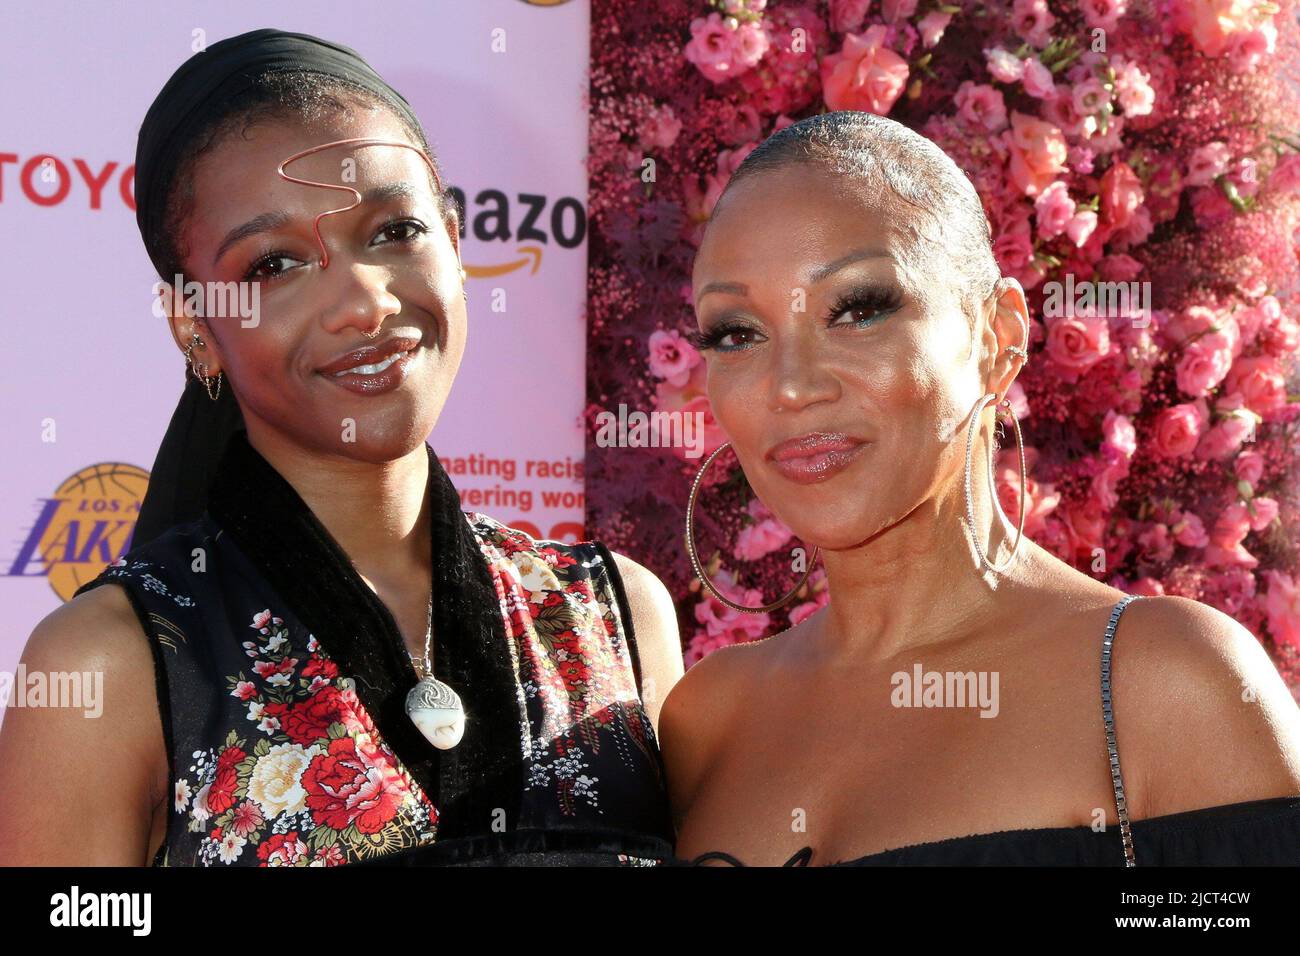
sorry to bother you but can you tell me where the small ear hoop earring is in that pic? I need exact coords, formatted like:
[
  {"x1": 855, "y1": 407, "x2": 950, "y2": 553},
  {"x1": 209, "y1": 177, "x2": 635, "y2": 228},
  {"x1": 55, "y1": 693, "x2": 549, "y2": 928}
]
[
  {"x1": 183, "y1": 332, "x2": 223, "y2": 402},
  {"x1": 962, "y1": 390, "x2": 1026, "y2": 574},
  {"x1": 685, "y1": 441, "x2": 820, "y2": 614}
]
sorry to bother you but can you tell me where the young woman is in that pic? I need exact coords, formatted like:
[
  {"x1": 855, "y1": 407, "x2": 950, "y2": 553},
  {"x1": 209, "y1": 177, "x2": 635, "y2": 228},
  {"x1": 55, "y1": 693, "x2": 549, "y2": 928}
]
[
  {"x1": 0, "y1": 29, "x2": 683, "y2": 866},
  {"x1": 661, "y1": 111, "x2": 1300, "y2": 866}
]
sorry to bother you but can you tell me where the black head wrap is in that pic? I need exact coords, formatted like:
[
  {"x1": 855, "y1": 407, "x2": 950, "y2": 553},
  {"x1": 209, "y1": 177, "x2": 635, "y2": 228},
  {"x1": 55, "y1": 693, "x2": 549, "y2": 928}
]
[{"x1": 133, "y1": 28, "x2": 426, "y2": 547}]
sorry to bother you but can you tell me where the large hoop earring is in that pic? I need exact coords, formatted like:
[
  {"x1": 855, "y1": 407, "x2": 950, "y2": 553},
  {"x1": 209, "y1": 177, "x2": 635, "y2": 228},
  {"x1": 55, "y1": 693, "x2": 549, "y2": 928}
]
[
  {"x1": 685, "y1": 442, "x2": 820, "y2": 614},
  {"x1": 962, "y1": 392, "x2": 1026, "y2": 574}
]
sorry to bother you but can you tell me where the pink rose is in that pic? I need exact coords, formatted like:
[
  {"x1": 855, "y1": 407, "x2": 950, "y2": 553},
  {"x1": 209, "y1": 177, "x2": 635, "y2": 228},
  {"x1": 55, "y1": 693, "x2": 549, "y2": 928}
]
[
  {"x1": 1175, "y1": 331, "x2": 1235, "y2": 397},
  {"x1": 1034, "y1": 180, "x2": 1076, "y2": 239},
  {"x1": 1137, "y1": 523, "x2": 1175, "y2": 564},
  {"x1": 954, "y1": 82, "x2": 1008, "y2": 132},
  {"x1": 1249, "y1": 496, "x2": 1279, "y2": 530},
  {"x1": 1261, "y1": 570, "x2": 1300, "y2": 650},
  {"x1": 1165, "y1": 304, "x2": 1219, "y2": 344},
  {"x1": 734, "y1": 519, "x2": 792, "y2": 561},
  {"x1": 1234, "y1": 450, "x2": 1265, "y2": 486},
  {"x1": 1100, "y1": 161, "x2": 1144, "y2": 230},
  {"x1": 1195, "y1": 413, "x2": 1255, "y2": 461},
  {"x1": 647, "y1": 329, "x2": 702, "y2": 387},
  {"x1": 685, "y1": 13, "x2": 769, "y2": 85},
  {"x1": 1259, "y1": 300, "x2": 1300, "y2": 357},
  {"x1": 1171, "y1": 511, "x2": 1209, "y2": 548},
  {"x1": 1006, "y1": 111, "x2": 1068, "y2": 197},
  {"x1": 995, "y1": 448, "x2": 1060, "y2": 537},
  {"x1": 1091, "y1": 462, "x2": 1127, "y2": 511},
  {"x1": 1205, "y1": 501, "x2": 1258, "y2": 569},
  {"x1": 821, "y1": 26, "x2": 910, "y2": 115},
  {"x1": 1224, "y1": 355, "x2": 1289, "y2": 421},
  {"x1": 1231, "y1": 23, "x2": 1277, "y2": 72},
  {"x1": 1045, "y1": 314, "x2": 1110, "y2": 375},
  {"x1": 1151, "y1": 402, "x2": 1207, "y2": 459}
]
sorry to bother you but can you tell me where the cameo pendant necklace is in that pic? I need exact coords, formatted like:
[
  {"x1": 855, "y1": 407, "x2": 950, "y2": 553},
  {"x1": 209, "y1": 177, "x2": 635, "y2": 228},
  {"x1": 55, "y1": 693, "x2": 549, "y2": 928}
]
[{"x1": 404, "y1": 593, "x2": 466, "y2": 750}]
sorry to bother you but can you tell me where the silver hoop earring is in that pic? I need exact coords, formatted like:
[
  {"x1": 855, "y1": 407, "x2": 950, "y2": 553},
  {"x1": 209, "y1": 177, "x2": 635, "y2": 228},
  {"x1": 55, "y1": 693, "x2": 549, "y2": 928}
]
[
  {"x1": 962, "y1": 392, "x2": 1026, "y2": 574},
  {"x1": 685, "y1": 442, "x2": 819, "y2": 614}
]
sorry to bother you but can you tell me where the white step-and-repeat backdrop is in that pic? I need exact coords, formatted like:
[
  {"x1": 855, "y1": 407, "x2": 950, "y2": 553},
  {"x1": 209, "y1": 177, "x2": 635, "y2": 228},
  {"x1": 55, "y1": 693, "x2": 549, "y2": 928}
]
[{"x1": 0, "y1": 0, "x2": 591, "y2": 720}]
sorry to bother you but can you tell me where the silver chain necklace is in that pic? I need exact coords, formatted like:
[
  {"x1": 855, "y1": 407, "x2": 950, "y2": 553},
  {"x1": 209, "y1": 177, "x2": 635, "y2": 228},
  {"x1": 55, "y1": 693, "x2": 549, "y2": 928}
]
[{"x1": 403, "y1": 593, "x2": 466, "y2": 750}]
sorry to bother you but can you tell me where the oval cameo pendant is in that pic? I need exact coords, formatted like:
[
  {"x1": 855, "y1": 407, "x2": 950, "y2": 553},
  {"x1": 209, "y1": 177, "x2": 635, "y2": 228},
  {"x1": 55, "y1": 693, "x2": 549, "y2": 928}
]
[{"x1": 404, "y1": 676, "x2": 466, "y2": 750}]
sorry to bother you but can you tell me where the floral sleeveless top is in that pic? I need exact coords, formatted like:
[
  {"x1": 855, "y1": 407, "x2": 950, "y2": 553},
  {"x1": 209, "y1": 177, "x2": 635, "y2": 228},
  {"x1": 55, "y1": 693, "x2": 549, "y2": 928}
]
[{"x1": 74, "y1": 432, "x2": 674, "y2": 867}]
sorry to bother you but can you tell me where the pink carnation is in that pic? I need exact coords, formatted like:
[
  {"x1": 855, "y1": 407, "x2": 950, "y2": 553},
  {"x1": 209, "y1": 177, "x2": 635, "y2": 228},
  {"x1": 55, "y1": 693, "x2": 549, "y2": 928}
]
[
  {"x1": 954, "y1": 82, "x2": 1008, "y2": 132},
  {"x1": 1012, "y1": 0, "x2": 1056, "y2": 47},
  {"x1": 685, "y1": 13, "x2": 769, "y2": 85},
  {"x1": 1081, "y1": 0, "x2": 1127, "y2": 32},
  {"x1": 647, "y1": 329, "x2": 701, "y2": 387}
]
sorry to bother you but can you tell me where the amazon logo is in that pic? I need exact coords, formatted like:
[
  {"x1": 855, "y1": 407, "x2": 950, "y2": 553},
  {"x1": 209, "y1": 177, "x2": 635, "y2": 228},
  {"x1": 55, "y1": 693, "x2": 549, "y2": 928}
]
[{"x1": 447, "y1": 187, "x2": 586, "y2": 278}]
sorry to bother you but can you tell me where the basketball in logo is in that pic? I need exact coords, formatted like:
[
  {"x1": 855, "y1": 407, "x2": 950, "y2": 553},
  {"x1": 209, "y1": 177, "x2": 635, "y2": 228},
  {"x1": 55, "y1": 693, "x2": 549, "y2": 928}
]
[{"x1": 40, "y1": 463, "x2": 149, "y2": 601}]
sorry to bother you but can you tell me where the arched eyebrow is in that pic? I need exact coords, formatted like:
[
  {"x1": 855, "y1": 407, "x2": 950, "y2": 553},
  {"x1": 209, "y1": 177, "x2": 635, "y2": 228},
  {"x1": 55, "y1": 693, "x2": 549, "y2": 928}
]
[
  {"x1": 695, "y1": 246, "x2": 894, "y2": 306},
  {"x1": 212, "y1": 182, "x2": 419, "y2": 267},
  {"x1": 806, "y1": 246, "x2": 892, "y2": 284}
]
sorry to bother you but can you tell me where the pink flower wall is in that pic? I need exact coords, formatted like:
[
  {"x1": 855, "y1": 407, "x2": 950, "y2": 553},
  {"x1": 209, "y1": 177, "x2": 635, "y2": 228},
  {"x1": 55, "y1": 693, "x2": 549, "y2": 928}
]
[{"x1": 586, "y1": 0, "x2": 1300, "y2": 688}]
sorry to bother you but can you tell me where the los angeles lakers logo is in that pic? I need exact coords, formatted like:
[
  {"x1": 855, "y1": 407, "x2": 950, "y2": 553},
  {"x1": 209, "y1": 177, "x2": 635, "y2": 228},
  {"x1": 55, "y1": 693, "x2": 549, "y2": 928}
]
[{"x1": 7, "y1": 463, "x2": 148, "y2": 601}]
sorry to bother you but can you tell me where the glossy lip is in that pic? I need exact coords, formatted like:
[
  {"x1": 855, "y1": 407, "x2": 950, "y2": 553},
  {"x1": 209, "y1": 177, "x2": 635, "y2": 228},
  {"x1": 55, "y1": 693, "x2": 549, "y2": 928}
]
[
  {"x1": 765, "y1": 432, "x2": 869, "y2": 485},
  {"x1": 317, "y1": 335, "x2": 422, "y2": 396},
  {"x1": 317, "y1": 335, "x2": 421, "y2": 376}
]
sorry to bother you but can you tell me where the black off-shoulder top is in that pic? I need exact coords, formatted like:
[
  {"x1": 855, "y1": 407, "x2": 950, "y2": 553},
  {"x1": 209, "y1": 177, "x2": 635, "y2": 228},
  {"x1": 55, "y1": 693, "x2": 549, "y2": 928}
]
[{"x1": 686, "y1": 596, "x2": 1300, "y2": 867}]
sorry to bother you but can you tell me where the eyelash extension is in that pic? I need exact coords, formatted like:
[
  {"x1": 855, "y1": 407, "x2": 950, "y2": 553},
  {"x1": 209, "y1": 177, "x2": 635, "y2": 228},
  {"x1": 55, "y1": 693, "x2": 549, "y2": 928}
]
[
  {"x1": 689, "y1": 283, "x2": 903, "y2": 352},
  {"x1": 826, "y1": 284, "x2": 903, "y2": 326},
  {"x1": 242, "y1": 217, "x2": 429, "y2": 282}
]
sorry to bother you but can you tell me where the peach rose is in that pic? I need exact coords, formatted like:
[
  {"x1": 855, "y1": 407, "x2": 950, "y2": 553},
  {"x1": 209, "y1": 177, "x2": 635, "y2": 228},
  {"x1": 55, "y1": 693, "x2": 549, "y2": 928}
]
[
  {"x1": 1007, "y1": 111, "x2": 1069, "y2": 196},
  {"x1": 820, "y1": 26, "x2": 910, "y2": 115},
  {"x1": 1224, "y1": 355, "x2": 1289, "y2": 420}
]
